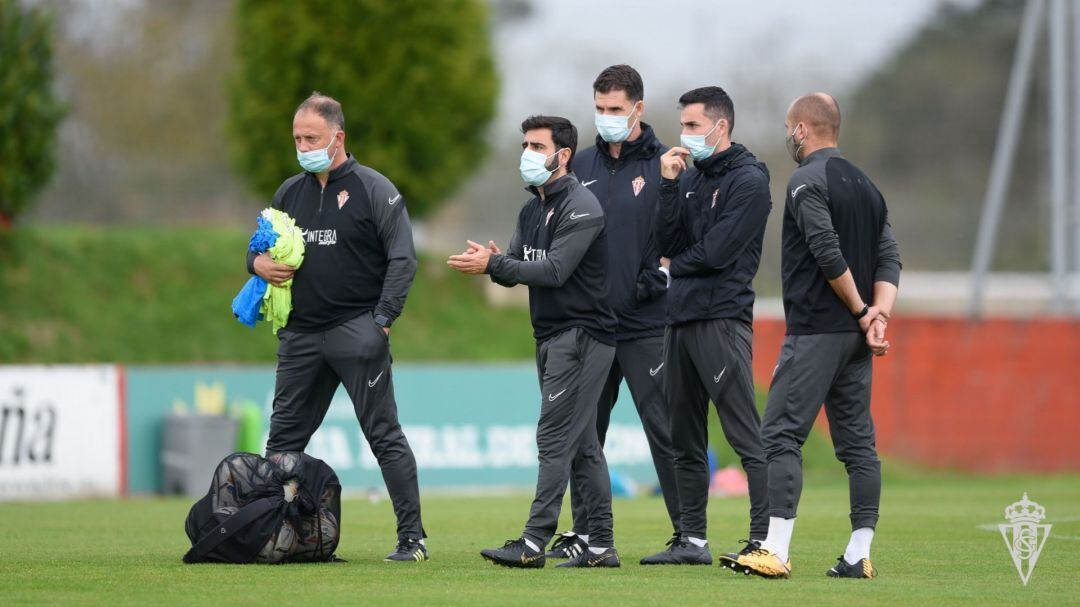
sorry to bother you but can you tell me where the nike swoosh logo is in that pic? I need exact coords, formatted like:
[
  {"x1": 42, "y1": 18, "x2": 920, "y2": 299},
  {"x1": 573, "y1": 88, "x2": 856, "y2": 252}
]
[
  {"x1": 714, "y1": 366, "x2": 727, "y2": 383},
  {"x1": 520, "y1": 552, "x2": 543, "y2": 564},
  {"x1": 368, "y1": 370, "x2": 384, "y2": 387},
  {"x1": 790, "y1": 184, "x2": 807, "y2": 198},
  {"x1": 685, "y1": 191, "x2": 695, "y2": 198},
  {"x1": 581, "y1": 180, "x2": 597, "y2": 187},
  {"x1": 388, "y1": 194, "x2": 402, "y2": 205},
  {"x1": 569, "y1": 212, "x2": 590, "y2": 220},
  {"x1": 649, "y1": 362, "x2": 664, "y2": 376},
  {"x1": 548, "y1": 388, "x2": 568, "y2": 401}
]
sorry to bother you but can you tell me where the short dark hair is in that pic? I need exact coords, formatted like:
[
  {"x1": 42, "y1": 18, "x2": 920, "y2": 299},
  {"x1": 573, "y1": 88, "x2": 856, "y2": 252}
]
[
  {"x1": 296, "y1": 91, "x2": 345, "y2": 131},
  {"x1": 678, "y1": 86, "x2": 735, "y2": 134},
  {"x1": 593, "y1": 64, "x2": 644, "y2": 103},
  {"x1": 520, "y1": 115, "x2": 578, "y2": 169}
]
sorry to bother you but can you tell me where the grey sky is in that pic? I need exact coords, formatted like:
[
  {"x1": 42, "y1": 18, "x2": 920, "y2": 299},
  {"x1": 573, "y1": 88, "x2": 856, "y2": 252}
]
[
  {"x1": 492, "y1": 0, "x2": 979, "y2": 138},
  {"x1": 430, "y1": 0, "x2": 981, "y2": 252}
]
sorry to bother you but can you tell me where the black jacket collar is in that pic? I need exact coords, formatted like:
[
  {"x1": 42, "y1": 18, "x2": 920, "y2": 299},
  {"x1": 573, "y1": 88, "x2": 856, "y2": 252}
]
[
  {"x1": 799, "y1": 147, "x2": 841, "y2": 167},
  {"x1": 594, "y1": 123, "x2": 662, "y2": 166},
  {"x1": 527, "y1": 172, "x2": 577, "y2": 202},
  {"x1": 694, "y1": 143, "x2": 757, "y2": 178},
  {"x1": 309, "y1": 154, "x2": 359, "y2": 184}
]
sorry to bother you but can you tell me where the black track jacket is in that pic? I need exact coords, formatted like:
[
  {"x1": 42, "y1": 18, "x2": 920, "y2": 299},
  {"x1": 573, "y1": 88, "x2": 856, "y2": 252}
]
[
  {"x1": 486, "y1": 174, "x2": 618, "y2": 346},
  {"x1": 572, "y1": 123, "x2": 668, "y2": 341},
  {"x1": 246, "y1": 155, "x2": 417, "y2": 333},
  {"x1": 655, "y1": 143, "x2": 772, "y2": 326}
]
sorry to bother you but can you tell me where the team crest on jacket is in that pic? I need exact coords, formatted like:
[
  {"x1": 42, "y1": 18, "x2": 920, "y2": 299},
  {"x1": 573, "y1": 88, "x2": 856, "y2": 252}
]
[
  {"x1": 545, "y1": 208, "x2": 555, "y2": 226},
  {"x1": 632, "y1": 175, "x2": 645, "y2": 197},
  {"x1": 337, "y1": 190, "x2": 350, "y2": 209},
  {"x1": 711, "y1": 188, "x2": 719, "y2": 208}
]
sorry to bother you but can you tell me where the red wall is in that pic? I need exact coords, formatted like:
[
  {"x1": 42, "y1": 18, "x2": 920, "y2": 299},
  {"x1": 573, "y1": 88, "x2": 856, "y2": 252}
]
[{"x1": 751, "y1": 317, "x2": 1080, "y2": 472}]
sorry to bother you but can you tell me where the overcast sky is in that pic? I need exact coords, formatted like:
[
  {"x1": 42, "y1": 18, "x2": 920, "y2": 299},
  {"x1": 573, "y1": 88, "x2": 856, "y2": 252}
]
[{"x1": 492, "y1": 0, "x2": 981, "y2": 139}]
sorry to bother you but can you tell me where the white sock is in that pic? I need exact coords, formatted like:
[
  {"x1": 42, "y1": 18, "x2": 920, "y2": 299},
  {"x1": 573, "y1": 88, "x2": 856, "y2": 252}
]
[
  {"x1": 687, "y1": 536, "x2": 708, "y2": 548},
  {"x1": 418, "y1": 538, "x2": 426, "y2": 546},
  {"x1": 760, "y1": 517, "x2": 795, "y2": 563},
  {"x1": 523, "y1": 538, "x2": 541, "y2": 552},
  {"x1": 588, "y1": 546, "x2": 609, "y2": 554},
  {"x1": 578, "y1": 534, "x2": 589, "y2": 543},
  {"x1": 843, "y1": 527, "x2": 874, "y2": 565}
]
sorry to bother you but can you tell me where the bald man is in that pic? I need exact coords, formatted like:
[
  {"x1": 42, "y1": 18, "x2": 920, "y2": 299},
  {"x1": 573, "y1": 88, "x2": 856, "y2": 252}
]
[{"x1": 731, "y1": 93, "x2": 901, "y2": 579}]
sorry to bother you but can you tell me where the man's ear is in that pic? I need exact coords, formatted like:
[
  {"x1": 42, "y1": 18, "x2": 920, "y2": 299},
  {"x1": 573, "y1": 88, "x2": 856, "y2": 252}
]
[{"x1": 560, "y1": 147, "x2": 572, "y2": 169}]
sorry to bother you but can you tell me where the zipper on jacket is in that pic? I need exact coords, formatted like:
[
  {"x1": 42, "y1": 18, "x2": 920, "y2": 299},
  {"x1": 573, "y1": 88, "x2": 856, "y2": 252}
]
[{"x1": 608, "y1": 158, "x2": 619, "y2": 208}]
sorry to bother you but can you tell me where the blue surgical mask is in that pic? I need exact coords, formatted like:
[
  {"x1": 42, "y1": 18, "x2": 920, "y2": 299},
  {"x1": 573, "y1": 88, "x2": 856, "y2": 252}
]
[
  {"x1": 296, "y1": 131, "x2": 340, "y2": 173},
  {"x1": 595, "y1": 102, "x2": 641, "y2": 143},
  {"x1": 519, "y1": 148, "x2": 563, "y2": 186},
  {"x1": 680, "y1": 119, "x2": 723, "y2": 161}
]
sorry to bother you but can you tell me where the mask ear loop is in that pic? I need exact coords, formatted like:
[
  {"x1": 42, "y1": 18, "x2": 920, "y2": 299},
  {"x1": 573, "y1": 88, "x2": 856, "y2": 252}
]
[
  {"x1": 546, "y1": 147, "x2": 566, "y2": 172},
  {"x1": 326, "y1": 131, "x2": 341, "y2": 165},
  {"x1": 791, "y1": 124, "x2": 806, "y2": 160},
  {"x1": 626, "y1": 101, "x2": 642, "y2": 136},
  {"x1": 702, "y1": 117, "x2": 724, "y2": 156}
]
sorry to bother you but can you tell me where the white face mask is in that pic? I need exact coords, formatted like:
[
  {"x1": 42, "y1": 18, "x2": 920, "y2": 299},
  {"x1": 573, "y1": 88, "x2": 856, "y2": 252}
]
[
  {"x1": 296, "y1": 131, "x2": 340, "y2": 173},
  {"x1": 595, "y1": 102, "x2": 641, "y2": 143},
  {"x1": 680, "y1": 119, "x2": 723, "y2": 161},
  {"x1": 519, "y1": 147, "x2": 563, "y2": 186}
]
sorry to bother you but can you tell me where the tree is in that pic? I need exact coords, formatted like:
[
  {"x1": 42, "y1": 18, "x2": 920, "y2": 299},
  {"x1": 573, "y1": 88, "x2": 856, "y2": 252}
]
[
  {"x1": 844, "y1": 0, "x2": 1046, "y2": 271},
  {"x1": 229, "y1": 0, "x2": 498, "y2": 218},
  {"x1": 0, "y1": 0, "x2": 65, "y2": 229}
]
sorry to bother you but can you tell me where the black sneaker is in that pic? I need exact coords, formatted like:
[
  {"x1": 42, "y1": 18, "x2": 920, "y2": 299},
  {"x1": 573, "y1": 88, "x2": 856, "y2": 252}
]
[
  {"x1": 639, "y1": 535, "x2": 713, "y2": 565},
  {"x1": 718, "y1": 539, "x2": 761, "y2": 570},
  {"x1": 546, "y1": 532, "x2": 588, "y2": 559},
  {"x1": 385, "y1": 539, "x2": 429, "y2": 562},
  {"x1": 826, "y1": 556, "x2": 877, "y2": 579},
  {"x1": 555, "y1": 547, "x2": 621, "y2": 568},
  {"x1": 480, "y1": 538, "x2": 545, "y2": 569}
]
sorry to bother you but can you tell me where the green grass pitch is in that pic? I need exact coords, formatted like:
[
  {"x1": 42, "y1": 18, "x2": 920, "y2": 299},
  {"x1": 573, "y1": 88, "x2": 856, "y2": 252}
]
[{"x1": 1, "y1": 472, "x2": 1078, "y2": 605}]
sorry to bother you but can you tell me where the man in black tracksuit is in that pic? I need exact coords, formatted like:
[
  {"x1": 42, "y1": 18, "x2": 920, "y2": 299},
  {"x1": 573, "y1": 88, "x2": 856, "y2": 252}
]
[
  {"x1": 543, "y1": 65, "x2": 678, "y2": 562},
  {"x1": 448, "y1": 115, "x2": 620, "y2": 569},
  {"x1": 645, "y1": 86, "x2": 772, "y2": 566},
  {"x1": 248, "y1": 93, "x2": 427, "y2": 562},
  {"x1": 736, "y1": 93, "x2": 900, "y2": 580}
]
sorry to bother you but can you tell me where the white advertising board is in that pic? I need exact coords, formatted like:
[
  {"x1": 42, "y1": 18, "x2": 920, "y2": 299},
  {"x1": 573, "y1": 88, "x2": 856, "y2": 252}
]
[{"x1": 0, "y1": 366, "x2": 123, "y2": 500}]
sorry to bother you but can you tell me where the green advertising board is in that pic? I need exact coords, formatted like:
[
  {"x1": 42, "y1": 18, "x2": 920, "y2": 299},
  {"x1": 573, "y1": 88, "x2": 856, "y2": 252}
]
[{"x1": 126, "y1": 364, "x2": 658, "y2": 494}]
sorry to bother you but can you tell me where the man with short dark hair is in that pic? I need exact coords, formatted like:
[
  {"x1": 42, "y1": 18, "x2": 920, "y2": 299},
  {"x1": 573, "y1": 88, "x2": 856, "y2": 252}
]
[
  {"x1": 645, "y1": 86, "x2": 772, "y2": 566},
  {"x1": 736, "y1": 92, "x2": 900, "y2": 580},
  {"x1": 248, "y1": 92, "x2": 428, "y2": 563},
  {"x1": 544, "y1": 65, "x2": 680, "y2": 563},
  {"x1": 448, "y1": 115, "x2": 621, "y2": 569}
]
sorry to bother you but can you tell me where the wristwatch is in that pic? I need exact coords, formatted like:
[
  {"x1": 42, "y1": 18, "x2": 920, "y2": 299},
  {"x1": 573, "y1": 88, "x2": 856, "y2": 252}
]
[
  {"x1": 852, "y1": 304, "x2": 870, "y2": 320},
  {"x1": 373, "y1": 314, "x2": 391, "y2": 328}
]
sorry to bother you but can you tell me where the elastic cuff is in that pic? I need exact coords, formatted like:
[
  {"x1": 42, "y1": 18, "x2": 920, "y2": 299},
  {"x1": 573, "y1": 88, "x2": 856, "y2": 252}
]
[
  {"x1": 668, "y1": 256, "x2": 687, "y2": 277},
  {"x1": 372, "y1": 307, "x2": 394, "y2": 327},
  {"x1": 874, "y1": 270, "x2": 900, "y2": 287},
  {"x1": 822, "y1": 259, "x2": 849, "y2": 281}
]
